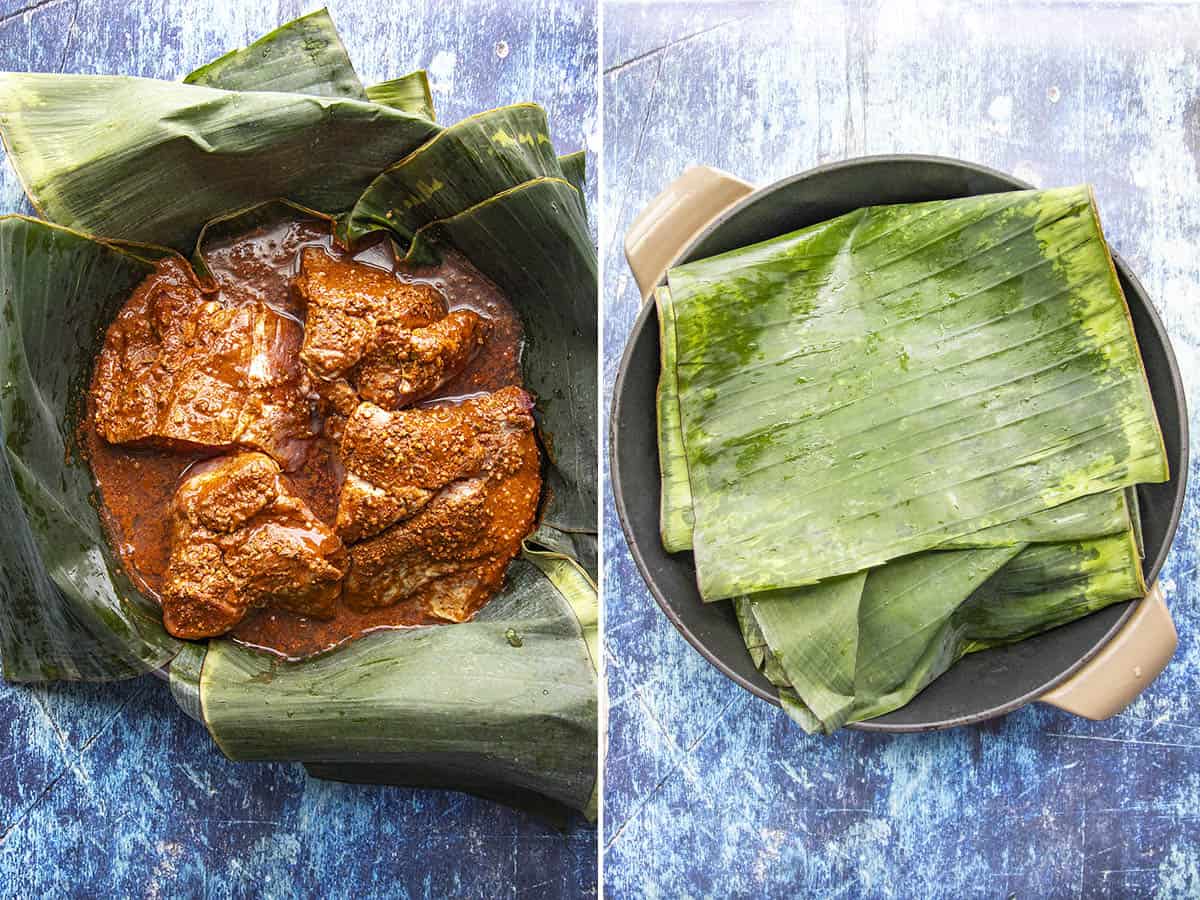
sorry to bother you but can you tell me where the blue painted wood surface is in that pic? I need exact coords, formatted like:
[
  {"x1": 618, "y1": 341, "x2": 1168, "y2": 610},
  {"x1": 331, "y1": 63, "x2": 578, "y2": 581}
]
[
  {"x1": 0, "y1": 2, "x2": 597, "y2": 897},
  {"x1": 602, "y1": 2, "x2": 1200, "y2": 897}
]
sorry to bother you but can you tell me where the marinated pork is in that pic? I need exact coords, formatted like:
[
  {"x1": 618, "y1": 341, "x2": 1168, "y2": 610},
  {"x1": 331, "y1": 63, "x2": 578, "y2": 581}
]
[
  {"x1": 355, "y1": 310, "x2": 491, "y2": 408},
  {"x1": 336, "y1": 387, "x2": 541, "y2": 620},
  {"x1": 161, "y1": 452, "x2": 348, "y2": 639},
  {"x1": 91, "y1": 258, "x2": 313, "y2": 469},
  {"x1": 86, "y1": 219, "x2": 535, "y2": 659},
  {"x1": 293, "y1": 248, "x2": 488, "y2": 409}
]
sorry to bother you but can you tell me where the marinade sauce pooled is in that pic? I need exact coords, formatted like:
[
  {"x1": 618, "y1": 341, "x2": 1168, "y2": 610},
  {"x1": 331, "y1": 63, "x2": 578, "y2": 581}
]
[{"x1": 84, "y1": 217, "x2": 530, "y2": 660}]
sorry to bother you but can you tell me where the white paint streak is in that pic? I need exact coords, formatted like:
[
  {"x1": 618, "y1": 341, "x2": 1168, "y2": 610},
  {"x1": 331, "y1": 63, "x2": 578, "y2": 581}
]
[{"x1": 427, "y1": 50, "x2": 457, "y2": 96}]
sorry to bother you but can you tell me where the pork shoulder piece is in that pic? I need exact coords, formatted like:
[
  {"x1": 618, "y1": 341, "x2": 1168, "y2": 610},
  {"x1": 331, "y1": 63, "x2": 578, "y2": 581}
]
[
  {"x1": 91, "y1": 258, "x2": 314, "y2": 468},
  {"x1": 335, "y1": 386, "x2": 541, "y2": 620},
  {"x1": 355, "y1": 310, "x2": 491, "y2": 408},
  {"x1": 292, "y1": 247, "x2": 446, "y2": 379},
  {"x1": 162, "y1": 452, "x2": 348, "y2": 638},
  {"x1": 292, "y1": 249, "x2": 489, "y2": 409}
]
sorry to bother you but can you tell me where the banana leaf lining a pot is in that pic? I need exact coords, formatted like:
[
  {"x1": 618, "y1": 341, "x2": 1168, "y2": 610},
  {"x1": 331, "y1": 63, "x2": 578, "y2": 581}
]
[
  {"x1": 610, "y1": 156, "x2": 1187, "y2": 732},
  {"x1": 0, "y1": 9, "x2": 598, "y2": 821}
]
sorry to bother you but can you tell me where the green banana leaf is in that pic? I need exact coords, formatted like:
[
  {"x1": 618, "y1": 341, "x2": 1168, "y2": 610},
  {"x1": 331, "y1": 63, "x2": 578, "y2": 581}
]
[
  {"x1": 0, "y1": 74, "x2": 439, "y2": 251},
  {"x1": 749, "y1": 571, "x2": 867, "y2": 730},
  {"x1": 752, "y1": 548, "x2": 1019, "y2": 734},
  {"x1": 657, "y1": 288, "x2": 1129, "y2": 557},
  {"x1": 1128, "y1": 485, "x2": 1146, "y2": 557},
  {"x1": 750, "y1": 526, "x2": 1144, "y2": 733},
  {"x1": 201, "y1": 558, "x2": 596, "y2": 818},
  {"x1": 844, "y1": 546, "x2": 1024, "y2": 727},
  {"x1": 655, "y1": 286, "x2": 694, "y2": 552},
  {"x1": 183, "y1": 9, "x2": 436, "y2": 121},
  {"x1": 733, "y1": 597, "x2": 766, "y2": 669},
  {"x1": 734, "y1": 483, "x2": 1142, "y2": 729},
  {"x1": 524, "y1": 550, "x2": 599, "y2": 669},
  {"x1": 937, "y1": 489, "x2": 1132, "y2": 548},
  {"x1": 960, "y1": 529, "x2": 1145, "y2": 648},
  {"x1": 183, "y1": 8, "x2": 367, "y2": 99},
  {"x1": 366, "y1": 73, "x2": 436, "y2": 120},
  {"x1": 558, "y1": 150, "x2": 587, "y2": 198},
  {"x1": 0, "y1": 12, "x2": 597, "y2": 816},
  {"x1": 341, "y1": 104, "x2": 567, "y2": 246},
  {"x1": 0, "y1": 216, "x2": 182, "y2": 681},
  {"x1": 779, "y1": 690, "x2": 824, "y2": 733},
  {"x1": 844, "y1": 530, "x2": 1143, "y2": 728},
  {"x1": 666, "y1": 187, "x2": 1168, "y2": 601}
]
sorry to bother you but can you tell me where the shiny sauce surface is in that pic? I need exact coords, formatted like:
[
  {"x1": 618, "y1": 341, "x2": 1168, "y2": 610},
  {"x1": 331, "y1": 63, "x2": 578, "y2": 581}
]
[{"x1": 84, "y1": 219, "x2": 524, "y2": 660}]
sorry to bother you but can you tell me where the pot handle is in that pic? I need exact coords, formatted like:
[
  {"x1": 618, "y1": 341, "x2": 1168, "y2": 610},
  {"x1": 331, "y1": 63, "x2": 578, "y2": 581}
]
[
  {"x1": 624, "y1": 165, "x2": 755, "y2": 299},
  {"x1": 1039, "y1": 582, "x2": 1176, "y2": 719}
]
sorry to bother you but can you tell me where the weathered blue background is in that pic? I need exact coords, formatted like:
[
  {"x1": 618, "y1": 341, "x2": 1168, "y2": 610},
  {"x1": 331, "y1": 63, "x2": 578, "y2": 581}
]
[
  {"x1": 0, "y1": 1, "x2": 597, "y2": 897},
  {"x1": 602, "y1": 2, "x2": 1200, "y2": 897}
]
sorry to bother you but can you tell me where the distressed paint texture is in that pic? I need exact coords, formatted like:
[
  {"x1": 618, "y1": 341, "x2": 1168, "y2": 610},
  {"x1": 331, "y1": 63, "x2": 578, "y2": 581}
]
[
  {"x1": 602, "y1": 2, "x2": 1200, "y2": 897},
  {"x1": 0, "y1": 1, "x2": 598, "y2": 896}
]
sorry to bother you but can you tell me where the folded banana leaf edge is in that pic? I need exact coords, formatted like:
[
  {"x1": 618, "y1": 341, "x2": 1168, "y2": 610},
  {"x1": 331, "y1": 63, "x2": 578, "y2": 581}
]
[{"x1": 0, "y1": 9, "x2": 597, "y2": 822}]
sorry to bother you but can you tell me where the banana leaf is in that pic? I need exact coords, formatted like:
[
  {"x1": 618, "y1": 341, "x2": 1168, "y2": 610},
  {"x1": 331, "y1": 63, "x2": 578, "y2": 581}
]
[
  {"x1": 0, "y1": 74, "x2": 439, "y2": 251},
  {"x1": 201, "y1": 558, "x2": 597, "y2": 819},
  {"x1": 306, "y1": 549, "x2": 597, "y2": 824},
  {"x1": 750, "y1": 526, "x2": 1144, "y2": 733},
  {"x1": 779, "y1": 690, "x2": 823, "y2": 733},
  {"x1": 341, "y1": 104, "x2": 568, "y2": 246},
  {"x1": 733, "y1": 597, "x2": 766, "y2": 669},
  {"x1": 843, "y1": 546, "x2": 1024, "y2": 727},
  {"x1": 183, "y1": 9, "x2": 436, "y2": 122},
  {"x1": 666, "y1": 187, "x2": 1168, "y2": 601},
  {"x1": 960, "y1": 529, "x2": 1145, "y2": 648},
  {"x1": 0, "y1": 216, "x2": 182, "y2": 681},
  {"x1": 733, "y1": 484, "x2": 1137, "y2": 727},
  {"x1": 843, "y1": 530, "x2": 1143, "y2": 728},
  {"x1": 749, "y1": 571, "x2": 867, "y2": 730},
  {"x1": 0, "y1": 12, "x2": 597, "y2": 817},
  {"x1": 559, "y1": 150, "x2": 587, "y2": 197},
  {"x1": 1128, "y1": 485, "x2": 1146, "y2": 557},
  {"x1": 937, "y1": 489, "x2": 1131, "y2": 548},
  {"x1": 655, "y1": 286, "x2": 694, "y2": 552},
  {"x1": 657, "y1": 286, "x2": 1129, "y2": 557},
  {"x1": 524, "y1": 549, "x2": 598, "y2": 669},
  {"x1": 183, "y1": 8, "x2": 367, "y2": 99},
  {"x1": 558, "y1": 150, "x2": 588, "y2": 217},
  {"x1": 366, "y1": 73, "x2": 436, "y2": 120},
  {"x1": 734, "y1": 599, "x2": 806, "y2": 691}
]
